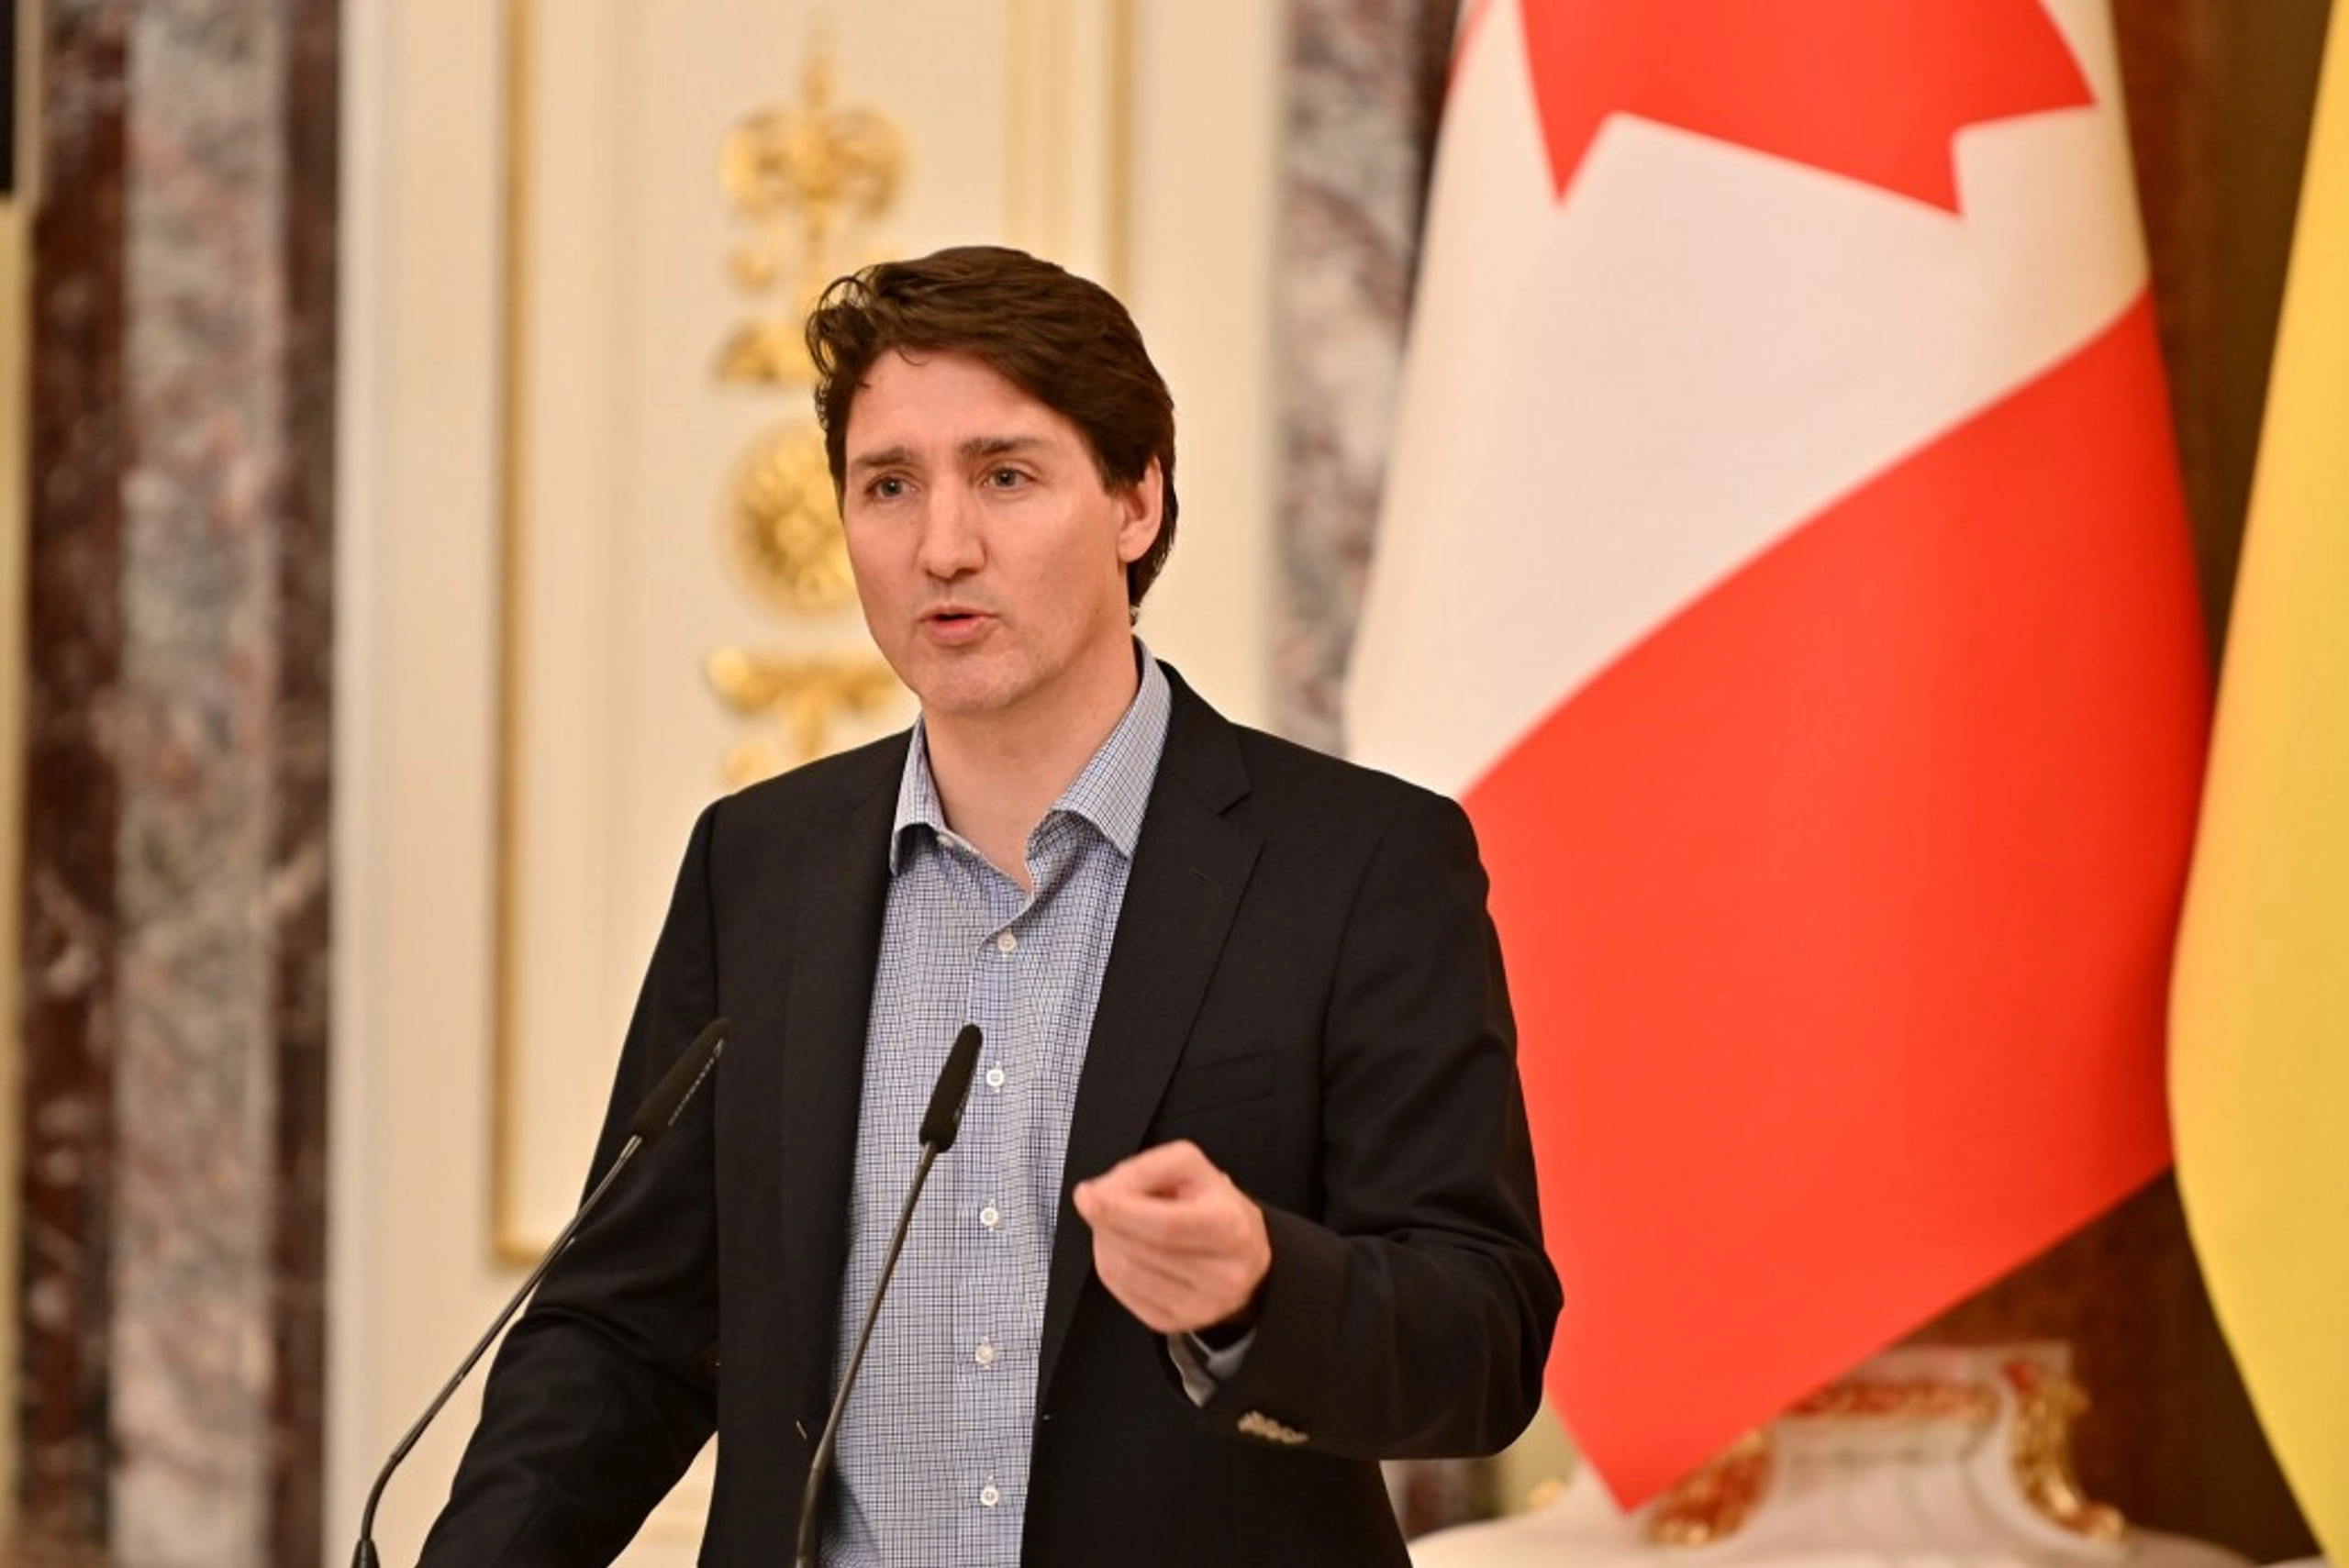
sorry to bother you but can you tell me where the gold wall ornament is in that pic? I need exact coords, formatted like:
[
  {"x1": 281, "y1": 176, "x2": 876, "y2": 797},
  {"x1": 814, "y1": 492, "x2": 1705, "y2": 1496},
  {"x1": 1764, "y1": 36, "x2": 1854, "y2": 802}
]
[
  {"x1": 1782, "y1": 1375, "x2": 1999, "y2": 1426},
  {"x1": 715, "y1": 44, "x2": 906, "y2": 390},
  {"x1": 726, "y1": 422, "x2": 856, "y2": 616},
  {"x1": 706, "y1": 646, "x2": 902, "y2": 787},
  {"x1": 1642, "y1": 1346, "x2": 2129, "y2": 1550},
  {"x1": 708, "y1": 32, "x2": 910, "y2": 785},
  {"x1": 2002, "y1": 1356, "x2": 2127, "y2": 1542},
  {"x1": 1646, "y1": 1429, "x2": 1772, "y2": 1547}
]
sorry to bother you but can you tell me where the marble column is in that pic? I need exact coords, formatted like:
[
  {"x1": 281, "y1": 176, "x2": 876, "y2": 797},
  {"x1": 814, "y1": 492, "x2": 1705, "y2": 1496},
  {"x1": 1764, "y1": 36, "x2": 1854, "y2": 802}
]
[
  {"x1": 15, "y1": 3, "x2": 336, "y2": 1565},
  {"x1": 1272, "y1": 0, "x2": 1455, "y2": 753}
]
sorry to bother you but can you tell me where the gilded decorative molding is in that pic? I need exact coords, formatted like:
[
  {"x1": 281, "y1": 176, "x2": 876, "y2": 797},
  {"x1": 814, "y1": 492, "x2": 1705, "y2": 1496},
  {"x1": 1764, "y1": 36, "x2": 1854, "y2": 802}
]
[
  {"x1": 1647, "y1": 1430, "x2": 1772, "y2": 1548},
  {"x1": 1643, "y1": 1347, "x2": 2129, "y2": 1549},
  {"x1": 707, "y1": 646, "x2": 900, "y2": 790},
  {"x1": 723, "y1": 424, "x2": 855, "y2": 615},
  {"x1": 708, "y1": 35, "x2": 907, "y2": 776},
  {"x1": 492, "y1": 0, "x2": 541, "y2": 1268},
  {"x1": 713, "y1": 45, "x2": 903, "y2": 392},
  {"x1": 2004, "y1": 1356, "x2": 2127, "y2": 1542}
]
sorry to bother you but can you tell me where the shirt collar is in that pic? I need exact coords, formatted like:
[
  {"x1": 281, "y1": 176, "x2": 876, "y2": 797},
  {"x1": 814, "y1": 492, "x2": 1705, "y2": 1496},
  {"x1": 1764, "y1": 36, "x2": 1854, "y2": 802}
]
[{"x1": 888, "y1": 641, "x2": 1173, "y2": 873}]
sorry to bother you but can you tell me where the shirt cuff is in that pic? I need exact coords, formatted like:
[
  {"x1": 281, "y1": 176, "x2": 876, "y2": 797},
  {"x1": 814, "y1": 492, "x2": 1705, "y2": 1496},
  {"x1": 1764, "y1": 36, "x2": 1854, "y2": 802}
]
[{"x1": 1167, "y1": 1326, "x2": 1257, "y2": 1406}]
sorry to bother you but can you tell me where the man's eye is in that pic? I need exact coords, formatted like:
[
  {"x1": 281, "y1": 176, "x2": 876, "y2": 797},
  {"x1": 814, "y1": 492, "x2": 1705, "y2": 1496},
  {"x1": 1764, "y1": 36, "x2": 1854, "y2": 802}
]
[
  {"x1": 870, "y1": 475, "x2": 907, "y2": 500},
  {"x1": 985, "y1": 468, "x2": 1026, "y2": 489}
]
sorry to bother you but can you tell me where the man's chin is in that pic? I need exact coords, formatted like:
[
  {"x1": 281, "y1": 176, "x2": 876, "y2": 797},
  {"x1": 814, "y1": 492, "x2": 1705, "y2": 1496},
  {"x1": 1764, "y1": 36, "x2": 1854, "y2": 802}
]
[{"x1": 907, "y1": 667, "x2": 1023, "y2": 724}]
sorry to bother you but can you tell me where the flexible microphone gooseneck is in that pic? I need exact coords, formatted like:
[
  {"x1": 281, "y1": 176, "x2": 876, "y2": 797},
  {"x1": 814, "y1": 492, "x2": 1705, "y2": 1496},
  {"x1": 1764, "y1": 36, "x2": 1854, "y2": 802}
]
[
  {"x1": 791, "y1": 1022, "x2": 985, "y2": 1568},
  {"x1": 350, "y1": 1017, "x2": 731, "y2": 1568}
]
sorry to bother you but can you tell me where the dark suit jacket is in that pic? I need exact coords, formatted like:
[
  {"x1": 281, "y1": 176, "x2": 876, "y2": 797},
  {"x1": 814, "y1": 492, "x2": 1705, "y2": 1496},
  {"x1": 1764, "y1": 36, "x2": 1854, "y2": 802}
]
[{"x1": 420, "y1": 667, "x2": 1560, "y2": 1566}]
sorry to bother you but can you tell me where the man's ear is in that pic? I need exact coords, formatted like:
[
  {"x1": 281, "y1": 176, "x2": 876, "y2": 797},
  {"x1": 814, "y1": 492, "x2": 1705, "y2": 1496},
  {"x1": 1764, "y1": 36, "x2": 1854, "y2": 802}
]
[{"x1": 1115, "y1": 458, "x2": 1165, "y2": 565}]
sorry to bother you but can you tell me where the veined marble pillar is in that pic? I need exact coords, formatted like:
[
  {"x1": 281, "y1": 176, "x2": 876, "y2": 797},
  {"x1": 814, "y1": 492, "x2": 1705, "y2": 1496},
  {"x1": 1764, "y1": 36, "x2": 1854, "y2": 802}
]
[
  {"x1": 1273, "y1": 0, "x2": 1454, "y2": 753},
  {"x1": 15, "y1": 3, "x2": 335, "y2": 1564}
]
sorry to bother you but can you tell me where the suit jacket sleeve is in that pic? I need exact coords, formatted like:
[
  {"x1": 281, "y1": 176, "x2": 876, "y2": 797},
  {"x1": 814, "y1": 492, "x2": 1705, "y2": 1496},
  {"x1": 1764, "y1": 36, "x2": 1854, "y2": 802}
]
[
  {"x1": 416, "y1": 804, "x2": 727, "y2": 1566},
  {"x1": 1191, "y1": 787, "x2": 1560, "y2": 1460}
]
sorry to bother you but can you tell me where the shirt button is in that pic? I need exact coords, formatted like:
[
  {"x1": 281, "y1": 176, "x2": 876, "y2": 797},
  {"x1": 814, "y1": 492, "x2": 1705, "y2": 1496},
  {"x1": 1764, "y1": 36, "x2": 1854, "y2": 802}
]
[
  {"x1": 979, "y1": 1482, "x2": 1002, "y2": 1508},
  {"x1": 985, "y1": 1065, "x2": 1007, "y2": 1091},
  {"x1": 979, "y1": 1203, "x2": 1001, "y2": 1229},
  {"x1": 975, "y1": 1339, "x2": 997, "y2": 1368},
  {"x1": 995, "y1": 931, "x2": 1018, "y2": 954}
]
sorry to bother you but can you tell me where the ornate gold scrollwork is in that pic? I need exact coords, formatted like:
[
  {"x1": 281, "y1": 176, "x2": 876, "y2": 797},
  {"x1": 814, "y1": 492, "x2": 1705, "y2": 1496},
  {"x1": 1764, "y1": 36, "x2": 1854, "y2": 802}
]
[
  {"x1": 715, "y1": 46, "x2": 904, "y2": 391},
  {"x1": 707, "y1": 647, "x2": 901, "y2": 791},
  {"x1": 2003, "y1": 1357, "x2": 2126, "y2": 1542},
  {"x1": 1648, "y1": 1429, "x2": 1773, "y2": 1547},
  {"x1": 1643, "y1": 1351, "x2": 2128, "y2": 1550},
  {"x1": 726, "y1": 423, "x2": 855, "y2": 617},
  {"x1": 707, "y1": 33, "x2": 909, "y2": 781}
]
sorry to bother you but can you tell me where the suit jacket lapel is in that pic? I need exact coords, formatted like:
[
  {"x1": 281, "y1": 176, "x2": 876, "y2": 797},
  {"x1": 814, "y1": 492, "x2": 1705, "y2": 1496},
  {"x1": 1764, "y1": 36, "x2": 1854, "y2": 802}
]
[
  {"x1": 774, "y1": 741, "x2": 903, "y2": 1407},
  {"x1": 1037, "y1": 674, "x2": 1260, "y2": 1401}
]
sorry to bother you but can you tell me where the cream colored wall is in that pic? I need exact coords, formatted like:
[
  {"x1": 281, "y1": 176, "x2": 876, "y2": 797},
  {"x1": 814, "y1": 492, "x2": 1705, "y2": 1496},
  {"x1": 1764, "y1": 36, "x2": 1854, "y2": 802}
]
[
  {"x1": 330, "y1": 0, "x2": 510, "y2": 1554},
  {"x1": 328, "y1": 1, "x2": 1279, "y2": 1560}
]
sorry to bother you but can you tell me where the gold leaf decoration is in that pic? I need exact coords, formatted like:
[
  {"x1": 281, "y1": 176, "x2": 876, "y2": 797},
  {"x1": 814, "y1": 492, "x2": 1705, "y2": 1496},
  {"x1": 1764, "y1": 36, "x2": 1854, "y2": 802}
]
[
  {"x1": 725, "y1": 423, "x2": 855, "y2": 617},
  {"x1": 715, "y1": 47, "x2": 905, "y2": 391},
  {"x1": 706, "y1": 31, "x2": 911, "y2": 783},
  {"x1": 706, "y1": 646, "x2": 903, "y2": 787}
]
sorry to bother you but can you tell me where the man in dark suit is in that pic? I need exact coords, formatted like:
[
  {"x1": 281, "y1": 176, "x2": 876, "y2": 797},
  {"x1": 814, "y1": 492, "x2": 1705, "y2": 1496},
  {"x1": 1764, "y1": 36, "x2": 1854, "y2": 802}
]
[{"x1": 421, "y1": 245, "x2": 1559, "y2": 1566}]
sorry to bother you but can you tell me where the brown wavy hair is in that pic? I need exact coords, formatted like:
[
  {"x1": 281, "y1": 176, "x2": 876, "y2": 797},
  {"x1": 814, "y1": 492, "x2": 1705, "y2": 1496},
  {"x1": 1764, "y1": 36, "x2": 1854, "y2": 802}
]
[{"x1": 806, "y1": 245, "x2": 1179, "y2": 609}]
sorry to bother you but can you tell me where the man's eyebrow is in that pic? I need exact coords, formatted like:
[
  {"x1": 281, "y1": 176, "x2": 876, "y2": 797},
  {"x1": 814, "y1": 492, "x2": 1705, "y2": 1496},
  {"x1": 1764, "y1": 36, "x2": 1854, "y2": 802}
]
[
  {"x1": 847, "y1": 445, "x2": 914, "y2": 476},
  {"x1": 961, "y1": 435, "x2": 1045, "y2": 461},
  {"x1": 846, "y1": 435, "x2": 1046, "y2": 475}
]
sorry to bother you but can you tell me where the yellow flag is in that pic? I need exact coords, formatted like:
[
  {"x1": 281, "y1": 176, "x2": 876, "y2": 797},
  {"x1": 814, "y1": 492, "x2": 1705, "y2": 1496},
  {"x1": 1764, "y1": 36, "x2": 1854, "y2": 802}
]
[{"x1": 2171, "y1": 17, "x2": 2349, "y2": 1559}]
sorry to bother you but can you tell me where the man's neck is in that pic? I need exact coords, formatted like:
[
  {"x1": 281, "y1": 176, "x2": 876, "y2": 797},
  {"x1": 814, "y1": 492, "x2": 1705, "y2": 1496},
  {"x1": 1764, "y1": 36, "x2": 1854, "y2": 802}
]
[{"x1": 925, "y1": 645, "x2": 1141, "y2": 892}]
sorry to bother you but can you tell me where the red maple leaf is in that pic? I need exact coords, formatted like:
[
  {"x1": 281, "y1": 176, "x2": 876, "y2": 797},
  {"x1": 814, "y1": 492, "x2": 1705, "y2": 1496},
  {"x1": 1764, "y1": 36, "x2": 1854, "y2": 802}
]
[{"x1": 1517, "y1": 0, "x2": 2096, "y2": 211}]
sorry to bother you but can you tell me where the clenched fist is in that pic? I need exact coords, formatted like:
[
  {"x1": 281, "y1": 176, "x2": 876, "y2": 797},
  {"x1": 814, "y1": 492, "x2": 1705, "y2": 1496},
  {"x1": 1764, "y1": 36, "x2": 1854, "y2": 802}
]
[{"x1": 1072, "y1": 1140, "x2": 1271, "y2": 1335}]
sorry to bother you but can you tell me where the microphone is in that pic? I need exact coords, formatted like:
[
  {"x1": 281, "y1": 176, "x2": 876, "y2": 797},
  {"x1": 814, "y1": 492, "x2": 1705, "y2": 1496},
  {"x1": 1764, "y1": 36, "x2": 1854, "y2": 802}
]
[
  {"x1": 918, "y1": 1021, "x2": 984, "y2": 1153},
  {"x1": 792, "y1": 1023, "x2": 983, "y2": 1568},
  {"x1": 350, "y1": 1017, "x2": 731, "y2": 1568}
]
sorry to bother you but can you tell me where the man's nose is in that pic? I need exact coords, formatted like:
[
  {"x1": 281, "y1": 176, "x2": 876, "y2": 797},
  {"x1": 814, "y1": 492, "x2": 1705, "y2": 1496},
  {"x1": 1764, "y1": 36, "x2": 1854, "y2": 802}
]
[{"x1": 915, "y1": 490, "x2": 985, "y2": 579}]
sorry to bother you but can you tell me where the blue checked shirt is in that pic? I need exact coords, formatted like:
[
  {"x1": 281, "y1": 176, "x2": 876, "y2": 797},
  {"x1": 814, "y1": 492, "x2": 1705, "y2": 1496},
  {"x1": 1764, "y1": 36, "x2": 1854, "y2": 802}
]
[{"x1": 826, "y1": 650, "x2": 1172, "y2": 1567}]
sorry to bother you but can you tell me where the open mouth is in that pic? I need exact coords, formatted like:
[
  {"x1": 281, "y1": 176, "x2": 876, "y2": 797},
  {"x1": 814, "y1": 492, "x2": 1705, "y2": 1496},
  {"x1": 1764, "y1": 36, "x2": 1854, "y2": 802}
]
[{"x1": 923, "y1": 607, "x2": 991, "y2": 640}]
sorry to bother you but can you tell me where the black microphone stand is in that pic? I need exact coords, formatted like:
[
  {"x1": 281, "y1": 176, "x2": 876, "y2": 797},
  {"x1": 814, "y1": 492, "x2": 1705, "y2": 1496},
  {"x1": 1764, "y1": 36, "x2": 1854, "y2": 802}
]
[
  {"x1": 791, "y1": 1023, "x2": 983, "y2": 1568},
  {"x1": 350, "y1": 1018, "x2": 729, "y2": 1567}
]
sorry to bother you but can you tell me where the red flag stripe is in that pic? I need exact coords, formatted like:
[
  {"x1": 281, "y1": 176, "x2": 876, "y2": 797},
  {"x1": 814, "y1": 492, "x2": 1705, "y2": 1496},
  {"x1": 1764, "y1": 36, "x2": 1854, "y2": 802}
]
[
  {"x1": 1466, "y1": 292, "x2": 2210, "y2": 1500},
  {"x1": 1518, "y1": 0, "x2": 2096, "y2": 208}
]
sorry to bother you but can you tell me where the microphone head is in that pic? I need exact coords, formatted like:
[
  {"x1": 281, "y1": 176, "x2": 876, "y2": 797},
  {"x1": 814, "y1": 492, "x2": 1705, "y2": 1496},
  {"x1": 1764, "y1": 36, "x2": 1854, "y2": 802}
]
[
  {"x1": 918, "y1": 1024, "x2": 984, "y2": 1152},
  {"x1": 628, "y1": 1018, "x2": 729, "y2": 1143}
]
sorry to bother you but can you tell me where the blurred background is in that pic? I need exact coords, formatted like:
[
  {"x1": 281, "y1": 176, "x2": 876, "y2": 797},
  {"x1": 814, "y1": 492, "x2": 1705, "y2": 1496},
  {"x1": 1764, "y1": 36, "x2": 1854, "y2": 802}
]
[{"x1": 0, "y1": 1, "x2": 2337, "y2": 1563}]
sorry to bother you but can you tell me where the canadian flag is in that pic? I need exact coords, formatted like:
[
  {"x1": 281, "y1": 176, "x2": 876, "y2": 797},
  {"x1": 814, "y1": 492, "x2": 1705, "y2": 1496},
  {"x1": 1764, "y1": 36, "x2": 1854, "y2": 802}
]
[{"x1": 1346, "y1": 0, "x2": 2210, "y2": 1506}]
